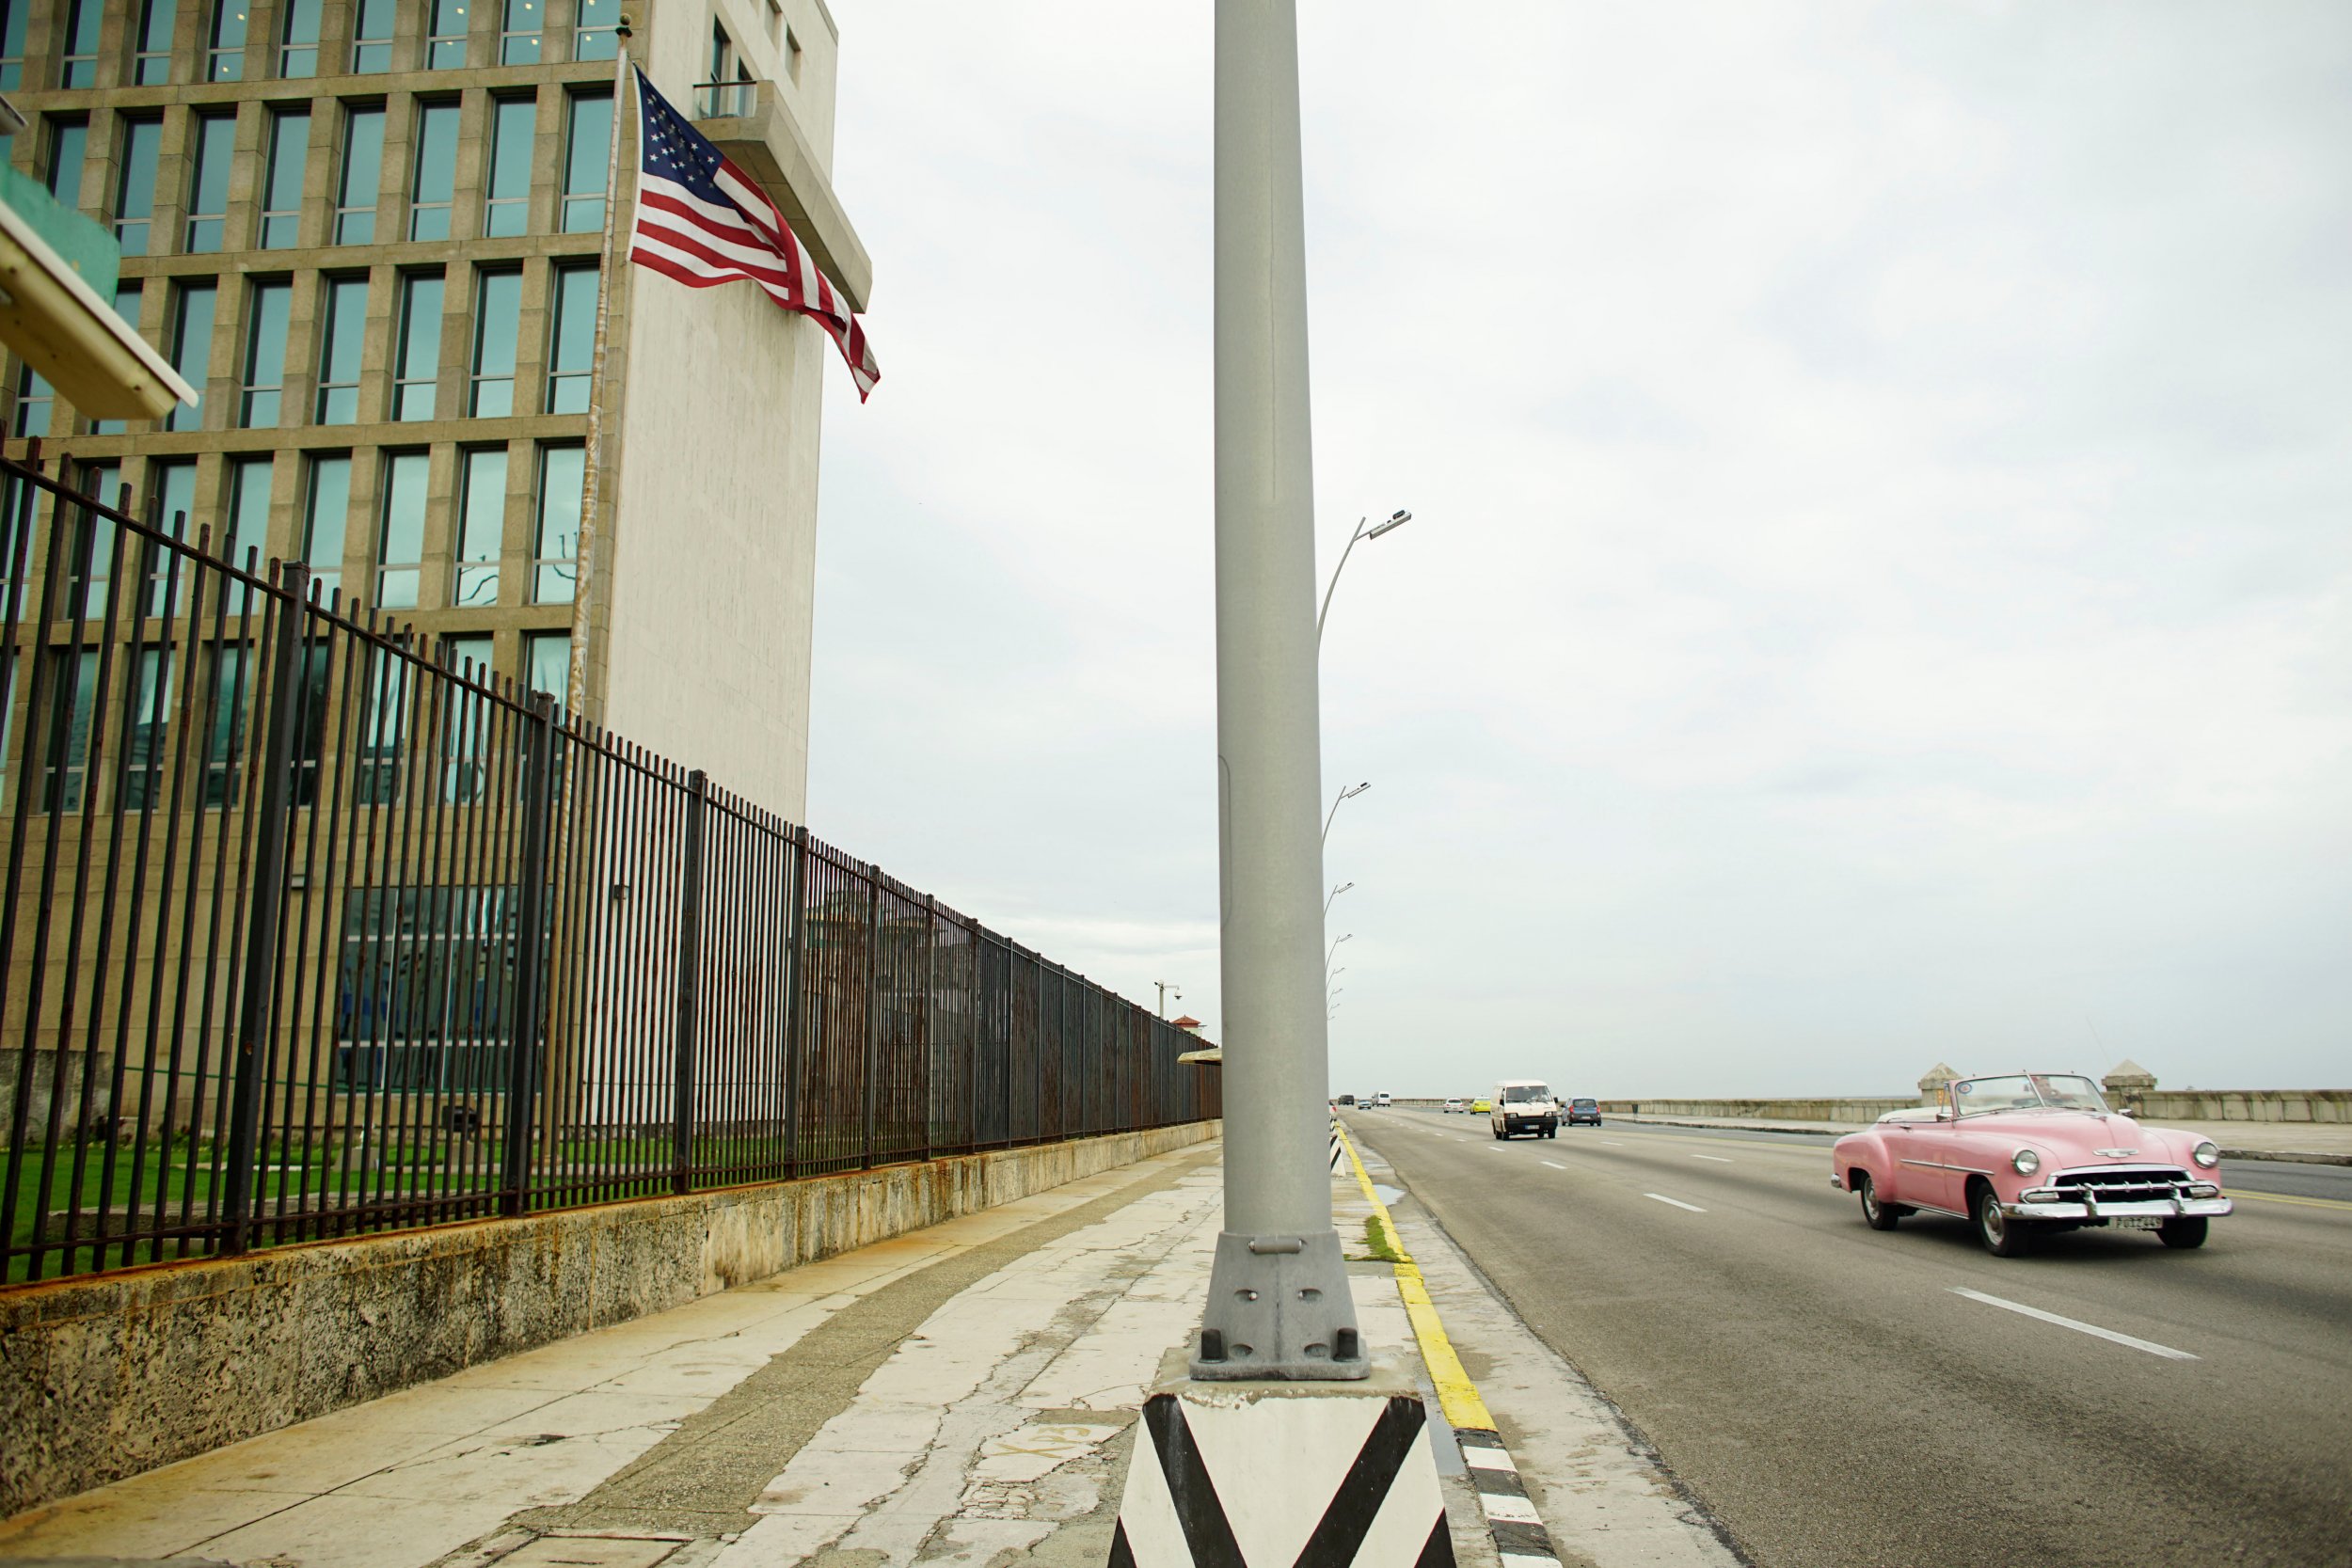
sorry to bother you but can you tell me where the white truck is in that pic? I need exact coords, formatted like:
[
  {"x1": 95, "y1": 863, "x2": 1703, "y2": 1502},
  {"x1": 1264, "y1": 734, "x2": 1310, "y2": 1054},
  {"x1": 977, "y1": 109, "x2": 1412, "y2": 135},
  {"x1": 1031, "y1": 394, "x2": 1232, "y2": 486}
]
[{"x1": 1490, "y1": 1079, "x2": 1559, "y2": 1139}]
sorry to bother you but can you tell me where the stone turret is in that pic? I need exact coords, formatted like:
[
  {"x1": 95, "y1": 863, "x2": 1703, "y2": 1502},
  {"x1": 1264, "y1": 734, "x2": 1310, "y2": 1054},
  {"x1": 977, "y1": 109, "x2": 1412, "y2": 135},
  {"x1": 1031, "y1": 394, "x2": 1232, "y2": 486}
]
[
  {"x1": 2104, "y1": 1058, "x2": 2156, "y2": 1113},
  {"x1": 1918, "y1": 1062, "x2": 1959, "y2": 1106}
]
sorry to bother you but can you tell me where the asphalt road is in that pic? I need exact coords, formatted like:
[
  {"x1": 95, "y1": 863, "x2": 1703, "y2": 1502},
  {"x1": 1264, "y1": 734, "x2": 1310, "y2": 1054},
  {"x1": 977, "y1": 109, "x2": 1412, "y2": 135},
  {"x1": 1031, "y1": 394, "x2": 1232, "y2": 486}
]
[{"x1": 1344, "y1": 1108, "x2": 2352, "y2": 1568}]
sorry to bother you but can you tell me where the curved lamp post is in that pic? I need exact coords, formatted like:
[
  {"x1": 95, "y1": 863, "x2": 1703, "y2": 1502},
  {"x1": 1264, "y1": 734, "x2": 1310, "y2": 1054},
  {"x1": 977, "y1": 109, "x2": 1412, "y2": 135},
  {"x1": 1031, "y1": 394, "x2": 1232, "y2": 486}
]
[{"x1": 1316, "y1": 511, "x2": 1411, "y2": 649}]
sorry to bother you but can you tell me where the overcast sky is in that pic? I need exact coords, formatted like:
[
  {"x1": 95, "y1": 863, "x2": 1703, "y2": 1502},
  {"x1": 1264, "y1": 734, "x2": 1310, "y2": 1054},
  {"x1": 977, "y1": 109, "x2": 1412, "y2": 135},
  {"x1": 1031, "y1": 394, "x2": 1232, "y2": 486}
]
[{"x1": 800, "y1": 2, "x2": 2351, "y2": 1098}]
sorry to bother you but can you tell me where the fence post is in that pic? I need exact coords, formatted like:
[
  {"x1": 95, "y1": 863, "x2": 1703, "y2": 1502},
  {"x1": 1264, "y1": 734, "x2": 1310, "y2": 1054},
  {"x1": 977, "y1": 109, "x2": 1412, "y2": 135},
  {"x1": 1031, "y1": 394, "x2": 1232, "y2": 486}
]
[
  {"x1": 781, "y1": 826, "x2": 808, "y2": 1178},
  {"x1": 220, "y1": 562, "x2": 310, "y2": 1256},
  {"x1": 500, "y1": 691, "x2": 558, "y2": 1218},
  {"x1": 860, "y1": 870, "x2": 881, "y2": 1169},
  {"x1": 672, "y1": 769, "x2": 708, "y2": 1196},
  {"x1": 921, "y1": 894, "x2": 937, "y2": 1161}
]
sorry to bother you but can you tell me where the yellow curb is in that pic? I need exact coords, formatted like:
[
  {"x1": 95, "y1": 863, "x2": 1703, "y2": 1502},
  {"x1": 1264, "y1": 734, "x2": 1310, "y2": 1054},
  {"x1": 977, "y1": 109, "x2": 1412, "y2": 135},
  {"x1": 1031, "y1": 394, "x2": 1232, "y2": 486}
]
[
  {"x1": 2233, "y1": 1189, "x2": 2352, "y2": 1212},
  {"x1": 1336, "y1": 1120, "x2": 1497, "y2": 1434}
]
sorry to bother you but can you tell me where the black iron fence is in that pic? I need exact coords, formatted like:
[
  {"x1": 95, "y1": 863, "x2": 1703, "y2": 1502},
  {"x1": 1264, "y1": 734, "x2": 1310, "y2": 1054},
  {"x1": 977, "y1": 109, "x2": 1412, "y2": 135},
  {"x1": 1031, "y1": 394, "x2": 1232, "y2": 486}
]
[{"x1": 0, "y1": 445, "x2": 1218, "y2": 1284}]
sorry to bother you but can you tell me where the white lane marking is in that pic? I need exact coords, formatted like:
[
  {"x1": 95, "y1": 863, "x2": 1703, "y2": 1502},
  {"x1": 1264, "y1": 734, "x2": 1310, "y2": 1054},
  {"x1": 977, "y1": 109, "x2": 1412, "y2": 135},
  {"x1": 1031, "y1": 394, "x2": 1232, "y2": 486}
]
[
  {"x1": 1541, "y1": 1161, "x2": 1566, "y2": 1170},
  {"x1": 1948, "y1": 1288, "x2": 2199, "y2": 1360},
  {"x1": 1645, "y1": 1193, "x2": 1707, "y2": 1212},
  {"x1": 1692, "y1": 1153, "x2": 1734, "y2": 1163},
  {"x1": 1600, "y1": 1140, "x2": 1625, "y2": 1147}
]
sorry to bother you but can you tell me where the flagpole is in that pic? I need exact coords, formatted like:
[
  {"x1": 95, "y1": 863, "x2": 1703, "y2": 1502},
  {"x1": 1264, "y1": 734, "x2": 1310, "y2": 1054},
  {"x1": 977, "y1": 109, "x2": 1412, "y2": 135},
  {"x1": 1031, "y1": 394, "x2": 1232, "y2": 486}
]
[{"x1": 565, "y1": 21, "x2": 633, "y2": 719}]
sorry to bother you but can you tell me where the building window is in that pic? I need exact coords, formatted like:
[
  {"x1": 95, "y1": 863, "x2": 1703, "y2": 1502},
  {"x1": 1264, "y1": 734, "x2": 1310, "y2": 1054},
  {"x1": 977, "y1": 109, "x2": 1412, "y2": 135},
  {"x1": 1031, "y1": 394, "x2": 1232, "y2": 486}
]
[
  {"x1": 453, "y1": 447, "x2": 506, "y2": 608},
  {"x1": 440, "y1": 633, "x2": 494, "y2": 801},
  {"x1": 562, "y1": 90, "x2": 612, "y2": 233},
  {"x1": 166, "y1": 281, "x2": 215, "y2": 433},
  {"x1": 134, "y1": 0, "x2": 178, "y2": 85},
  {"x1": 278, "y1": 0, "x2": 321, "y2": 77},
  {"x1": 223, "y1": 455, "x2": 272, "y2": 610},
  {"x1": 38, "y1": 650, "x2": 98, "y2": 814},
  {"x1": 485, "y1": 96, "x2": 535, "y2": 239},
  {"x1": 11, "y1": 361, "x2": 52, "y2": 437},
  {"x1": 145, "y1": 458, "x2": 196, "y2": 613},
  {"x1": 545, "y1": 263, "x2": 597, "y2": 414},
  {"x1": 700, "y1": 24, "x2": 755, "y2": 117},
  {"x1": 65, "y1": 462, "x2": 120, "y2": 618},
  {"x1": 375, "y1": 451, "x2": 428, "y2": 610},
  {"x1": 240, "y1": 280, "x2": 292, "y2": 428},
  {"x1": 427, "y1": 0, "x2": 468, "y2": 69},
  {"x1": 119, "y1": 648, "x2": 175, "y2": 811},
  {"x1": 532, "y1": 444, "x2": 582, "y2": 605},
  {"x1": 43, "y1": 118, "x2": 86, "y2": 207},
  {"x1": 784, "y1": 21, "x2": 803, "y2": 83},
  {"x1": 575, "y1": 0, "x2": 618, "y2": 62},
  {"x1": 114, "y1": 118, "x2": 162, "y2": 256},
  {"x1": 501, "y1": 0, "x2": 539, "y2": 65},
  {"x1": 186, "y1": 112, "x2": 235, "y2": 252},
  {"x1": 206, "y1": 0, "x2": 246, "y2": 81},
  {"x1": 261, "y1": 109, "x2": 310, "y2": 248},
  {"x1": 337, "y1": 106, "x2": 385, "y2": 245},
  {"x1": 91, "y1": 280, "x2": 142, "y2": 433},
  {"x1": 351, "y1": 0, "x2": 393, "y2": 72},
  {"x1": 0, "y1": 1, "x2": 24, "y2": 90},
  {"x1": 393, "y1": 272, "x2": 443, "y2": 421},
  {"x1": 353, "y1": 644, "x2": 414, "y2": 804},
  {"x1": 302, "y1": 452, "x2": 351, "y2": 598},
  {"x1": 469, "y1": 268, "x2": 521, "y2": 417},
  {"x1": 58, "y1": 0, "x2": 100, "y2": 87},
  {"x1": 525, "y1": 631, "x2": 567, "y2": 708},
  {"x1": 316, "y1": 276, "x2": 367, "y2": 424},
  {"x1": 199, "y1": 643, "x2": 251, "y2": 808},
  {"x1": 409, "y1": 101, "x2": 459, "y2": 241}
]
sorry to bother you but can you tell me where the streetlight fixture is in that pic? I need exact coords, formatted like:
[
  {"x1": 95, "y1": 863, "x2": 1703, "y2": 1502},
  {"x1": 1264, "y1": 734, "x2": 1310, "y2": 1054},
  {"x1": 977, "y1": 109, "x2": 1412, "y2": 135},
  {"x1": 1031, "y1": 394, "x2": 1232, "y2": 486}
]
[
  {"x1": 1322, "y1": 781, "x2": 1370, "y2": 846},
  {"x1": 1315, "y1": 510, "x2": 1411, "y2": 648},
  {"x1": 1324, "y1": 880, "x2": 1354, "y2": 915},
  {"x1": 1327, "y1": 933, "x2": 1353, "y2": 970}
]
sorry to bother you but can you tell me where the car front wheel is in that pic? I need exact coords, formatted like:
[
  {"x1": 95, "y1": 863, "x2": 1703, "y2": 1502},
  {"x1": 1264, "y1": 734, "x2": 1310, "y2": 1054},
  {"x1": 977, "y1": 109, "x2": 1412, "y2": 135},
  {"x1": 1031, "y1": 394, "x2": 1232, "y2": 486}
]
[
  {"x1": 2158, "y1": 1216, "x2": 2209, "y2": 1249},
  {"x1": 1857, "y1": 1171, "x2": 1901, "y2": 1230},
  {"x1": 1975, "y1": 1184, "x2": 2034, "y2": 1257}
]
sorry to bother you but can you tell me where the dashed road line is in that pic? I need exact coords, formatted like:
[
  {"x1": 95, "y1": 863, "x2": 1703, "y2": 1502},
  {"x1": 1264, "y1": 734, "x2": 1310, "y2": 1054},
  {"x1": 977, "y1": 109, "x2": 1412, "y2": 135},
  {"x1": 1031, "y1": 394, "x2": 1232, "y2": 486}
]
[
  {"x1": 1948, "y1": 1287, "x2": 2198, "y2": 1360},
  {"x1": 1692, "y1": 1154, "x2": 1734, "y2": 1163},
  {"x1": 1645, "y1": 1193, "x2": 1707, "y2": 1213},
  {"x1": 1540, "y1": 1161, "x2": 1566, "y2": 1170}
]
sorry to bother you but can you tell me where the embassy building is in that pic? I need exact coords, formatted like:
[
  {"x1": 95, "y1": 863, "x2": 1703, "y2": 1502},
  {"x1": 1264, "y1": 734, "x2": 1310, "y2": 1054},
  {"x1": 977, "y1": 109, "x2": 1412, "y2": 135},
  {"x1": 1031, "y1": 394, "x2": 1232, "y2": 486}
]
[{"x1": 0, "y1": 0, "x2": 873, "y2": 822}]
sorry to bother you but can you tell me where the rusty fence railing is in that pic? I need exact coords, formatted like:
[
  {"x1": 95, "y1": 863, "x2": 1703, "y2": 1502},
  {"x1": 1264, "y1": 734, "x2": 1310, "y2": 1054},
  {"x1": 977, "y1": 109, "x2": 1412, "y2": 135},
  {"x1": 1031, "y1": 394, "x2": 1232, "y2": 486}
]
[{"x1": 0, "y1": 444, "x2": 1219, "y2": 1284}]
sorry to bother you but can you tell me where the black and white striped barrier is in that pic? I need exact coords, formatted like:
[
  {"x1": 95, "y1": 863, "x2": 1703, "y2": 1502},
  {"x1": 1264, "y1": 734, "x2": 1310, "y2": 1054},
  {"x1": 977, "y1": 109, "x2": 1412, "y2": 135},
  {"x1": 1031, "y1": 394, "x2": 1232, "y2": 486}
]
[
  {"x1": 1111, "y1": 1360, "x2": 1454, "y2": 1566},
  {"x1": 1454, "y1": 1429, "x2": 1565, "y2": 1567},
  {"x1": 1329, "y1": 1119, "x2": 1344, "y2": 1174}
]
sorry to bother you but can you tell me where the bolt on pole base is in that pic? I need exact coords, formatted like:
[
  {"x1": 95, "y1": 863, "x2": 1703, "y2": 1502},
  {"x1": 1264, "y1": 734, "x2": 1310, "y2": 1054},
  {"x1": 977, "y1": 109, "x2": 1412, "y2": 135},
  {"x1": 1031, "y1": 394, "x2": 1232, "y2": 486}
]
[{"x1": 1191, "y1": 1230, "x2": 1368, "y2": 1381}]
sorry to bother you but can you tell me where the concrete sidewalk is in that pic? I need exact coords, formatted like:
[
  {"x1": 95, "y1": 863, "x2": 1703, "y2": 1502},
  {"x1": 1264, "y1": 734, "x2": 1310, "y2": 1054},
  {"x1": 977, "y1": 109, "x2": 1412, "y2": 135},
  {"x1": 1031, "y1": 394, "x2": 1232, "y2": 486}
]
[
  {"x1": 0, "y1": 1137, "x2": 1734, "y2": 1568},
  {"x1": 1606, "y1": 1111, "x2": 2352, "y2": 1164}
]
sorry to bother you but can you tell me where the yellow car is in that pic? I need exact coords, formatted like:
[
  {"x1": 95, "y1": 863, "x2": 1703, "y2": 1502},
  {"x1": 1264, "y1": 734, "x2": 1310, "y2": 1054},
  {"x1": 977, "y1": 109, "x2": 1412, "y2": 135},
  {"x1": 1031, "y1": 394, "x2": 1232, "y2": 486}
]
[{"x1": 1470, "y1": 1098, "x2": 1492, "y2": 1114}]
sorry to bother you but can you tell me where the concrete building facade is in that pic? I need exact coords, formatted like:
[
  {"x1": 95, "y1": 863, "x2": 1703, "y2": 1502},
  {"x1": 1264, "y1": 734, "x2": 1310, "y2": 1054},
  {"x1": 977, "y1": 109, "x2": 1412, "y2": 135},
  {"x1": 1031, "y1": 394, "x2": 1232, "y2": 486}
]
[{"x1": 1, "y1": 0, "x2": 868, "y2": 821}]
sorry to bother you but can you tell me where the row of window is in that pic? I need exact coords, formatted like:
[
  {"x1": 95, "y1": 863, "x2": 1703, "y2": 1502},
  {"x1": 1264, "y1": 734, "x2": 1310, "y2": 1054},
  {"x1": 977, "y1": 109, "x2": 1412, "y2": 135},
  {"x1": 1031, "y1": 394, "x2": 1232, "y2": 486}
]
[
  {"x1": 22, "y1": 625, "x2": 569, "y2": 816},
  {"x1": 14, "y1": 261, "x2": 600, "y2": 438},
  {"x1": 36, "y1": 88, "x2": 612, "y2": 261},
  {"x1": 1, "y1": 0, "x2": 623, "y2": 91},
  {"x1": 6, "y1": 442, "x2": 583, "y2": 623}
]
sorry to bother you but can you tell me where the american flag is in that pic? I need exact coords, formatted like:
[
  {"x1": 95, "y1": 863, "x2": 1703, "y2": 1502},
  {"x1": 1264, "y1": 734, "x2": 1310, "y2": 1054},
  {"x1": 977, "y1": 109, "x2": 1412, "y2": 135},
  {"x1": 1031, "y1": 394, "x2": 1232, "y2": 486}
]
[{"x1": 628, "y1": 66, "x2": 879, "y2": 400}]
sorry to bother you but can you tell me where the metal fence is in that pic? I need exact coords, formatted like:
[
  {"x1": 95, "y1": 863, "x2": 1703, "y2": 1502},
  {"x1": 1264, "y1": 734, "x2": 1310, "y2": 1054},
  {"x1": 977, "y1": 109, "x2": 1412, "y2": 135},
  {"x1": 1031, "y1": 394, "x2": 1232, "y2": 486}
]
[{"x1": 0, "y1": 444, "x2": 1219, "y2": 1284}]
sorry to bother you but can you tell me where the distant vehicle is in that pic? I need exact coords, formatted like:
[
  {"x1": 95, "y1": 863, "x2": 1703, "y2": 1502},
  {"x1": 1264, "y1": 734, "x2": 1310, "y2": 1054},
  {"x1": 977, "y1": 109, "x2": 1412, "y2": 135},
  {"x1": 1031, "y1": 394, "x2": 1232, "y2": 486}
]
[
  {"x1": 1375, "y1": 1091, "x2": 1393, "y2": 1107},
  {"x1": 1335, "y1": 1093, "x2": 1356, "y2": 1106},
  {"x1": 1565, "y1": 1097, "x2": 1601, "y2": 1126},
  {"x1": 1491, "y1": 1080, "x2": 1558, "y2": 1139},
  {"x1": 1471, "y1": 1097, "x2": 1491, "y2": 1114},
  {"x1": 1830, "y1": 1071, "x2": 2230, "y2": 1257},
  {"x1": 1443, "y1": 1098, "x2": 1465, "y2": 1114}
]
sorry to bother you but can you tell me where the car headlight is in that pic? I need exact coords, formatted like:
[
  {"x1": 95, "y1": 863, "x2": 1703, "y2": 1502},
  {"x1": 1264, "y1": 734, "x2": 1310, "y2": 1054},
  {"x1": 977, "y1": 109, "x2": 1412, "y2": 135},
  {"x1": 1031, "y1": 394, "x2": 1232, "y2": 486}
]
[
  {"x1": 2192, "y1": 1140, "x2": 2220, "y2": 1169},
  {"x1": 2011, "y1": 1148, "x2": 2041, "y2": 1176}
]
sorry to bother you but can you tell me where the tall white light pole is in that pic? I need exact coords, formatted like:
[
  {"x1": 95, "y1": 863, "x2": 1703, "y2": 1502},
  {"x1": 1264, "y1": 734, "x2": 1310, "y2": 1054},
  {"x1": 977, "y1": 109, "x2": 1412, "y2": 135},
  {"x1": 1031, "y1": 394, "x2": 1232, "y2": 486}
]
[{"x1": 1195, "y1": 0, "x2": 1365, "y2": 1381}]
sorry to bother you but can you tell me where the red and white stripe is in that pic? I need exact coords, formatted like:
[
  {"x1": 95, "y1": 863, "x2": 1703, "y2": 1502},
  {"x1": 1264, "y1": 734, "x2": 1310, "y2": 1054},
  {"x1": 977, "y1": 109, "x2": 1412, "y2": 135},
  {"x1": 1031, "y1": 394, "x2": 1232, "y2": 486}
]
[{"x1": 628, "y1": 152, "x2": 879, "y2": 399}]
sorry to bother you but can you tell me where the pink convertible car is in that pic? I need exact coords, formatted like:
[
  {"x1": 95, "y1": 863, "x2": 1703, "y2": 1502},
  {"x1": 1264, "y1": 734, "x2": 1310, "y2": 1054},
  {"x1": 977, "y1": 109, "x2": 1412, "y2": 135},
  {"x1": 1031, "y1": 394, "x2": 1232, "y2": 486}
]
[{"x1": 1830, "y1": 1072, "x2": 2230, "y2": 1256}]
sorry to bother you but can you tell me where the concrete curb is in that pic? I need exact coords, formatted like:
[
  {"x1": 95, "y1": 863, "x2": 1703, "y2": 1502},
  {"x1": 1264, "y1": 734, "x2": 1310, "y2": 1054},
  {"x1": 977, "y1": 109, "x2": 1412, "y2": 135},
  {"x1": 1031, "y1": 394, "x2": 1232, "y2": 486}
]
[{"x1": 1335, "y1": 1123, "x2": 1567, "y2": 1568}]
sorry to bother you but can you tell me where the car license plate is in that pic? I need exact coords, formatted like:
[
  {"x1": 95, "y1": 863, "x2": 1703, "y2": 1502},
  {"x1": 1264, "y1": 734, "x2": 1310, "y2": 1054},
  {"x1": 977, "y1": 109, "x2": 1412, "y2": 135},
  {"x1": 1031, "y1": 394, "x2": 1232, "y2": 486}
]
[{"x1": 2110, "y1": 1216, "x2": 2164, "y2": 1230}]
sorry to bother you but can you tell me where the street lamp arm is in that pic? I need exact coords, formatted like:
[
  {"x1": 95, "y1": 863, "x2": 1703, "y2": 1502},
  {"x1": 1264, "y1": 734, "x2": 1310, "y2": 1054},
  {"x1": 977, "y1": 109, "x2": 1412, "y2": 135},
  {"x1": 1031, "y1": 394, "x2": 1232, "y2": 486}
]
[{"x1": 1314, "y1": 517, "x2": 1368, "y2": 649}]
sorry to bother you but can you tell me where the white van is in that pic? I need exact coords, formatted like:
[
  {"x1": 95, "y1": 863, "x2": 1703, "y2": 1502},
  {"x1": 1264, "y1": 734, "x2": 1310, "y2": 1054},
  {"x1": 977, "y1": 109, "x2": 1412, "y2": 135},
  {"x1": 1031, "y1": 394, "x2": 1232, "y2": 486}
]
[
  {"x1": 1374, "y1": 1091, "x2": 1393, "y2": 1107},
  {"x1": 1491, "y1": 1080, "x2": 1558, "y2": 1139}
]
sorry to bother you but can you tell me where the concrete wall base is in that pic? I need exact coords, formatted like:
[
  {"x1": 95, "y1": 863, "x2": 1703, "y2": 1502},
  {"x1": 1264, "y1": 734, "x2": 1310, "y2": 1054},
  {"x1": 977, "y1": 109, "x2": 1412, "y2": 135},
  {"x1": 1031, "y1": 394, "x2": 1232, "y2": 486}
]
[{"x1": 0, "y1": 1121, "x2": 1219, "y2": 1518}]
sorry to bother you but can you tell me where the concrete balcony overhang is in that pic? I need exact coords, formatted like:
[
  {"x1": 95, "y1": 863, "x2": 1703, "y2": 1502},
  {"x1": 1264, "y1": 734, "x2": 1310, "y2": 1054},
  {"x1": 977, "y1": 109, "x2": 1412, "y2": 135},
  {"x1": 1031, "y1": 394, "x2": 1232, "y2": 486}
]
[{"x1": 695, "y1": 81, "x2": 873, "y2": 312}]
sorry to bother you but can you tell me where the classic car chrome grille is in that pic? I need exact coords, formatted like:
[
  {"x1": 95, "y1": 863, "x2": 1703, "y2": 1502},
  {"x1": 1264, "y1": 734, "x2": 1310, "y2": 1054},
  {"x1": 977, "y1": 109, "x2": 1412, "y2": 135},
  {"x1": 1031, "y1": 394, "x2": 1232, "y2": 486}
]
[{"x1": 2053, "y1": 1166, "x2": 2191, "y2": 1203}]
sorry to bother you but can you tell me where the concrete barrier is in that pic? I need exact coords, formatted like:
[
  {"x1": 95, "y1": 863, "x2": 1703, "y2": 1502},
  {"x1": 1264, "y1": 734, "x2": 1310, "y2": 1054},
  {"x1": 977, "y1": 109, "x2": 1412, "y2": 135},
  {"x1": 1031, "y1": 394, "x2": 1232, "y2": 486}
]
[
  {"x1": 1597, "y1": 1097, "x2": 1913, "y2": 1124},
  {"x1": 0, "y1": 1120, "x2": 1219, "y2": 1517},
  {"x1": 1598, "y1": 1090, "x2": 2350, "y2": 1126}
]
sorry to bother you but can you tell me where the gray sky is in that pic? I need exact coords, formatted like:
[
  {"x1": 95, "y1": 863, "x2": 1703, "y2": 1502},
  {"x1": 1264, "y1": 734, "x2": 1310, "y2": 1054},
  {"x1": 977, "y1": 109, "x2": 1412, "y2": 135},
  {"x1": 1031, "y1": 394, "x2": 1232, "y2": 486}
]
[{"x1": 802, "y1": 3, "x2": 2352, "y2": 1098}]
